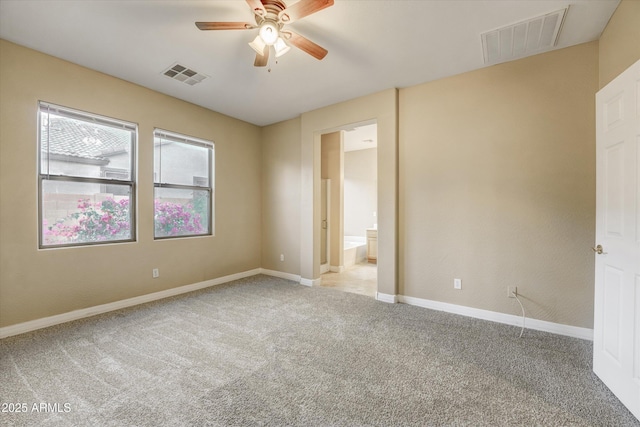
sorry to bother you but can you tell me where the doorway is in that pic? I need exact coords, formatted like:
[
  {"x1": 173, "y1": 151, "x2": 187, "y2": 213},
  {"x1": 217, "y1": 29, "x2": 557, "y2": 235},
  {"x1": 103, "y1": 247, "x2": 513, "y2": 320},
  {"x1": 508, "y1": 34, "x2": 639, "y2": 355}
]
[{"x1": 318, "y1": 123, "x2": 378, "y2": 297}]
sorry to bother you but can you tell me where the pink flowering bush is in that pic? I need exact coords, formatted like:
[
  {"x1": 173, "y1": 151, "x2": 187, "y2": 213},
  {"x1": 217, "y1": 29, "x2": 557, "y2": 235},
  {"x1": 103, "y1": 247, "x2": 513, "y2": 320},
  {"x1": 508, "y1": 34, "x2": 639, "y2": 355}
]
[
  {"x1": 44, "y1": 197, "x2": 205, "y2": 245},
  {"x1": 154, "y1": 200, "x2": 204, "y2": 237},
  {"x1": 44, "y1": 197, "x2": 131, "y2": 245}
]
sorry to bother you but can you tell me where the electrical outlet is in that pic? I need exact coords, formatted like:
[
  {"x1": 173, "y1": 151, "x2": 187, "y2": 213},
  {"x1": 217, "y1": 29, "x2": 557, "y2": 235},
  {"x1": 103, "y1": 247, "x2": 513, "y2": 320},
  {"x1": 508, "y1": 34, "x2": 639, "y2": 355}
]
[
  {"x1": 152, "y1": 268, "x2": 159, "y2": 278},
  {"x1": 280, "y1": 254, "x2": 285, "y2": 262},
  {"x1": 454, "y1": 278, "x2": 462, "y2": 290},
  {"x1": 508, "y1": 286, "x2": 517, "y2": 298}
]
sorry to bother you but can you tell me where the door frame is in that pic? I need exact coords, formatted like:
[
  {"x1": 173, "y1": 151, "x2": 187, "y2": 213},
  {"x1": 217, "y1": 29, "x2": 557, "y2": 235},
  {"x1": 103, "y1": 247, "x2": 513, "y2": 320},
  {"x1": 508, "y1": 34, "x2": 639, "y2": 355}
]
[
  {"x1": 298, "y1": 89, "x2": 398, "y2": 299},
  {"x1": 320, "y1": 178, "x2": 331, "y2": 274}
]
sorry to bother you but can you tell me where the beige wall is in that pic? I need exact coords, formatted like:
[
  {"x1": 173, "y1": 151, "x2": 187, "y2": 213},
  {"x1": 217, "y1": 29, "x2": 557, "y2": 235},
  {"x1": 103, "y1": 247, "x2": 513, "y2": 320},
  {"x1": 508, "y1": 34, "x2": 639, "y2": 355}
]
[
  {"x1": 598, "y1": 0, "x2": 640, "y2": 88},
  {"x1": 321, "y1": 132, "x2": 344, "y2": 268},
  {"x1": 261, "y1": 117, "x2": 301, "y2": 274},
  {"x1": 0, "y1": 40, "x2": 262, "y2": 327},
  {"x1": 399, "y1": 42, "x2": 599, "y2": 328}
]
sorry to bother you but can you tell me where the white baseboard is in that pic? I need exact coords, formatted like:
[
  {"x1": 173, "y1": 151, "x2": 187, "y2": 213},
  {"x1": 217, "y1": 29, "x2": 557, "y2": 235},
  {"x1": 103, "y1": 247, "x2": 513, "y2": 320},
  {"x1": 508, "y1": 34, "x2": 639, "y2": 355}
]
[
  {"x1": 376, "y1": 292, "x2": 398, "y2": 304},
  {"x1": 260, "y1": 269, "x2": 326, "y2": 289},
  {"x1": 329, "y1": 265, "x2": 345, "y2": 273},
  {"x1": 320, "y1": 264, "x2": 330, "y2": 274},
  {"x1": 0, "y1": 268, "x2": 261, "y2": 339},
  {"x1": 259, "y1": 268, "x2": 301, "y2": 283},
  {"x1": 398, "y1": 295, "x2": 593, "y2": 341},
  {"x1": 1, "y1": 271, "x2": 593, "y2": 343},
  {"x1": 300, "y1": 277, "x2": 321, "y2": 287}
]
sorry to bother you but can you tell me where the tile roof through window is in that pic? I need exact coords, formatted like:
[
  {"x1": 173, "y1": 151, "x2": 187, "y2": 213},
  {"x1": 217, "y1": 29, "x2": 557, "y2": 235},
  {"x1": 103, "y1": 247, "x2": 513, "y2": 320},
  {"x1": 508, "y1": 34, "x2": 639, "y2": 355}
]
[{"x1": 41, "y1": 117, "x2": 130, "y2": 162}]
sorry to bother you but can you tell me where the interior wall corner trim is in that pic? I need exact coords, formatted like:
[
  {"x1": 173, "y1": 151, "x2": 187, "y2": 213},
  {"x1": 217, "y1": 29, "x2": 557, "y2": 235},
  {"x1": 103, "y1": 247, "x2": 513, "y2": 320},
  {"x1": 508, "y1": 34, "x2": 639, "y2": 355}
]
[
  {"x1": 260, "y1": 269, "x2": 302, "y2": 283},
  {"x1": 376, "y1": 292, "x2": 398, "y2": 304},
  {"x1": 299, "y1": 277, "x2": 321, "y2": 287}
]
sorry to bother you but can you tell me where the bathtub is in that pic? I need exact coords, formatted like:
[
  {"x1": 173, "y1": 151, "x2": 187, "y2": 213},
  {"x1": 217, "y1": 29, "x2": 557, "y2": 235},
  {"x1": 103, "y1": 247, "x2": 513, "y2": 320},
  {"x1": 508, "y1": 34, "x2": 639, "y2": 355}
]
[{"x1": 344, "y1": 235, "x2": 367, "y2": 268}]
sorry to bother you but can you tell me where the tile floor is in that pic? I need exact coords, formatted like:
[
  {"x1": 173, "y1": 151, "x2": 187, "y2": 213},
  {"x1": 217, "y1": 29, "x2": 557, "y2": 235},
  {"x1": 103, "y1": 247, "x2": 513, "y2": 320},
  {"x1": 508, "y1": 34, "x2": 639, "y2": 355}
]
[{"x1": 318, "y1": 262, "x2": 377, "y2": 298}]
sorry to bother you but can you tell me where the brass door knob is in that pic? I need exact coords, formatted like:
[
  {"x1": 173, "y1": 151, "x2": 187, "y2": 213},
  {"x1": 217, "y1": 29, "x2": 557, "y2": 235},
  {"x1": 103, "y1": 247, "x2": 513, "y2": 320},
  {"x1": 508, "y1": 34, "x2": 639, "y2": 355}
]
[{"x1": 592, "y1": 244, "x2": 607, "y2": 255}]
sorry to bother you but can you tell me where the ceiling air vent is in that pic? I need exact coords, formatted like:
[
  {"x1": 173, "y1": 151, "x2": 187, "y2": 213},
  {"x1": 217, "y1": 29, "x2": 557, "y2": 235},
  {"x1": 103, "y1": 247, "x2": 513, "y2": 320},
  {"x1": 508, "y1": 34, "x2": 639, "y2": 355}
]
[
  {"x1": 481, "y1": 8, "x2": 567, "y2": 65},
  {"x1": 162, "y1": 63, "x2": 208, "y2": 86}
]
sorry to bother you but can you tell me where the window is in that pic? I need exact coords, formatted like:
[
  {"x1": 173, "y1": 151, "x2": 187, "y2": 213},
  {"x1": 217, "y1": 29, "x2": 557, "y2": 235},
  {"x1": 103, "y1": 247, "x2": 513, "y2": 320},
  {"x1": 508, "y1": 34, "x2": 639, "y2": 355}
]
[
  {"x1": 39, "y1": 102, "x2": 136, "y2": 248},
  {"x1": 101, "y1": 168, "x2": 130, "y2": 196},
  {"x1": 154, "y1": 129, "x2": 214, "y2": 239}
]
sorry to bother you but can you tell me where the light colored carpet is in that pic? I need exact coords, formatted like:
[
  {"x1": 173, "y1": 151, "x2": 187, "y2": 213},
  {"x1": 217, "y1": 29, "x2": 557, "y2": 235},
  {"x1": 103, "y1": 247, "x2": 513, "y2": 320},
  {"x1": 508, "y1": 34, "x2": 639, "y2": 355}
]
[{"x1": 1, "y1": 275, "x2": 638, "y2": 426}]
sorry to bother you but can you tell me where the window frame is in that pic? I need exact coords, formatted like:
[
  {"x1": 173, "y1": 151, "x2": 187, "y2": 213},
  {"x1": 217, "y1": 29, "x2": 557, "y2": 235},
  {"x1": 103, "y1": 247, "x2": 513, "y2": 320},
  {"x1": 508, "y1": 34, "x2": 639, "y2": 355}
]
[
  {"x1": 153, "y1": 128, "x2": 214, "y2": 240},
  {"x1": 38, "y1": 101, "x2": 137, "y2": 249},
  {"x1": 101, "y1": 167, "x2": 131, "y2": 196}
]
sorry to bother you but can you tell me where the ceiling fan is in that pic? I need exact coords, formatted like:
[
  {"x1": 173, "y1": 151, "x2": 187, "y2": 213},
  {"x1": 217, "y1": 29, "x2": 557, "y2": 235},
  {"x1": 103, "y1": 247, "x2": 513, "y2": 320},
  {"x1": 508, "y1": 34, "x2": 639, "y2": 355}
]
[{"x1": 196, "y1": 0, "x2": 334, "y2": 67}]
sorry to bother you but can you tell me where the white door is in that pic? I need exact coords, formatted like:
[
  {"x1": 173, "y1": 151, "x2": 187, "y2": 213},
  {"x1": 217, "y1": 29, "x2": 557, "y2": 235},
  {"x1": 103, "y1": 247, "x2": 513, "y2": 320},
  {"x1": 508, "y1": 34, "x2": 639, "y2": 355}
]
[{"x1": 594, "y1": 59, "x2": 640, "y2": 421}]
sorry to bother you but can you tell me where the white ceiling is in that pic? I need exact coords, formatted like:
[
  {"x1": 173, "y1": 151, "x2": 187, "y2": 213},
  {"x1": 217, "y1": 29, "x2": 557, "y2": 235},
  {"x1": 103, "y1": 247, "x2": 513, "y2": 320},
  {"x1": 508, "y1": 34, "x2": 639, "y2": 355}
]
[{"x1": 0, "y1": 0, "x2": 619, "y2": 126}]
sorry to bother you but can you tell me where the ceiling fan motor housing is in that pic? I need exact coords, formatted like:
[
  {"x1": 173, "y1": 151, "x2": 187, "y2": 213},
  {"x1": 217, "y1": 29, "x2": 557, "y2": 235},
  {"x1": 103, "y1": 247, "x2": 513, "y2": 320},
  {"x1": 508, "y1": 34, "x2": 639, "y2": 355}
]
[
  {"x1": 196, "y1": 0, "x2": 333, "y2": 64},
  {"x1": 256, "y1": 0, "x2": 288, "y2": 24}
]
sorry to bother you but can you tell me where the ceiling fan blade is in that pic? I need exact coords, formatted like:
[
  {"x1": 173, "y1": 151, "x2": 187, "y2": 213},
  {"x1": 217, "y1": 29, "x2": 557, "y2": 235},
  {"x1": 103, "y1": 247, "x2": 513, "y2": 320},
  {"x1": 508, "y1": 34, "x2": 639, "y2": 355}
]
[
  {"x1": 195, "y1": 22, "x2": 254, "y2": 30},
  {"x1": 279, "y1": 0, "x2": 334, "y2": 23},
  {"x1": 246, "y1": 0, "x2": 266, "y2": 16},
  {"x1": 254, "y1": 46, "x2": 270, "y2": 67},
  {"x1": 285, "y1": 31, "x2": 328, "y2": 60}
]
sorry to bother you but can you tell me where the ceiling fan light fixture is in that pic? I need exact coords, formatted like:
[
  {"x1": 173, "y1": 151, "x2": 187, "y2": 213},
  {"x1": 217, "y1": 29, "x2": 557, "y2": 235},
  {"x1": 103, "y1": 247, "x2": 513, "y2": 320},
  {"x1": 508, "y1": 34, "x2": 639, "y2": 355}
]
[
  {"x1": 274, "y1": 37, "x2": 291, "y2": 57},
  {"x1": 259, "y1": 21, "x2": 279, "y2": 45},
  {"x1": 249, "y1": 35, "x2": 266, "y2": 55},
  {"x1": 195, "y1": 0, "x2": 335, "y2": 67}
]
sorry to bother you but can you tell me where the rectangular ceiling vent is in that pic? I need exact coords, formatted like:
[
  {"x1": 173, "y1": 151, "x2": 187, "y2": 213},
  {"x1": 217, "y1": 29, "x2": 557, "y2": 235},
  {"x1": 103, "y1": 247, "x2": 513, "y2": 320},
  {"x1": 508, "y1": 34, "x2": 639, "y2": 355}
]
[
  {"x1": 481, "y1": 8, "x2": 567, "y2": 65},
  {"x1": 162, "y1": 63, "x2": 208, "y2": 86}
]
